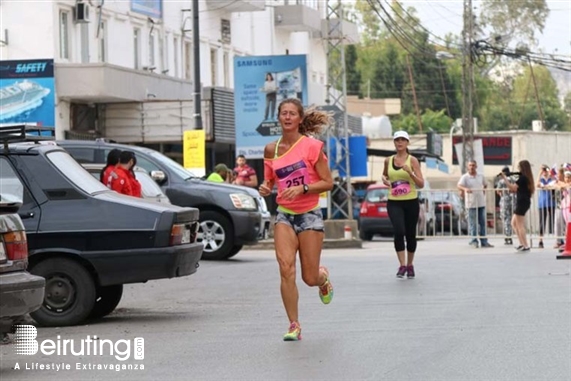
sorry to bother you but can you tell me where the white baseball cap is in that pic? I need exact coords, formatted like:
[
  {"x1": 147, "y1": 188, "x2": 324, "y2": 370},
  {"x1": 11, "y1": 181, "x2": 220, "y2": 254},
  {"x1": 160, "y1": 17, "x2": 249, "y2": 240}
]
[{"x1": 393, "y1": 131, "x2": 410, "y2": 141}]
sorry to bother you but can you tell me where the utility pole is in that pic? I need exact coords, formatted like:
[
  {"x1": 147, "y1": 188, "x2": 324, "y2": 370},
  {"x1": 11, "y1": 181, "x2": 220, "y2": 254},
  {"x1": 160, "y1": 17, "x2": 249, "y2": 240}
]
[
  {"x1": 192, "y1": 0, "x2": 202, "y2": 130},
  {"x1": 460, "y1": 0, "x2": 475, "y2": 172},
  {"x1": 528, "y1": 57, "x2": 546, "y2": 130},
  {"x1": 325, "y1": 0, "x2": 352, "y2": 220}
]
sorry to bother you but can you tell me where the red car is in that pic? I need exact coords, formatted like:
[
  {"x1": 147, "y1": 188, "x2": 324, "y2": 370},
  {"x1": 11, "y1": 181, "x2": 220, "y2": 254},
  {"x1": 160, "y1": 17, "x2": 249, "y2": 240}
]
[{"x1": 359, "y1": 184, "x2": 392, "y2": 240}]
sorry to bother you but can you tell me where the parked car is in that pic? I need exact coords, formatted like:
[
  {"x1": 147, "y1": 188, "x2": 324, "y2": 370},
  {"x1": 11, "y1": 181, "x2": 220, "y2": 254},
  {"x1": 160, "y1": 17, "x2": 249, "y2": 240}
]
[
  {"x1": 432, "y1": 191, "x2": 468, "y2": 235},
  {"x1": 82, "y1": 163, "x2": 171, "y2": 204},
  {"x1": 0, "y1": 194, "x2": 45, "y2": 335},
  {"x1": 358, "y1": 183, "x2": 434, "y2": 240},
  {"x1": 58, "y1": 140, "x2": 271, "y2": 260},
  {"x1": 1, "y1": 130, "x2": 203, "y2": 327},
  {"x1": 358, "y1": 184, "x2": 392, "y2": 240}
]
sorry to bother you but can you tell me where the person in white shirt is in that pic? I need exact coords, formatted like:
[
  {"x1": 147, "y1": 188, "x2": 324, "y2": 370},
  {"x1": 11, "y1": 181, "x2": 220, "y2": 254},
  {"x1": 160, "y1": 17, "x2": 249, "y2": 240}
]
[{"x1": 457, "y1": 160, "x2": 494, "y2": 248}]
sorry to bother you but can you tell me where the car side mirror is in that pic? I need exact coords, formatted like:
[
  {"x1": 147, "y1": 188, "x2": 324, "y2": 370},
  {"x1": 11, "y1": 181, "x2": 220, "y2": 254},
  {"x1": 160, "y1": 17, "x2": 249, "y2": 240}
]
[{"x1": 151, "y1": 170, "x2": 166, "y2": 184}]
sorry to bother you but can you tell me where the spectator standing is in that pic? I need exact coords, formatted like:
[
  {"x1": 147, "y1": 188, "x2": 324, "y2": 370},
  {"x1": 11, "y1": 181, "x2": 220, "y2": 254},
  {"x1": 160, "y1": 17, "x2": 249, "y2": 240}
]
[
  {"x1": 536, "y1": 165, "x2": 556, "y2": 248},
  {"x1": 553, "y1": 167, "x2": 568, "y2": 249},
  {"x1": 108, "y1": 151, "x2": 141, "y2": 197},
  {"x1": 496, "y1": 167, "x2": 516, "y2": 245},
  {"x1": 233, "y1": 155, "x2": 258, "y2": 188},
  {"x1": 100, "y1": 149, "x2": 121, "y2": 185},
  {"x1": 500, "y1": 160, "x2": 535, "y2": 252},
  {"x1": 457, "y1": 160, "x2": 494, "y2": 248},
  {"x1": 206, "y1": 164, "x2": 231, "y2": 183}
]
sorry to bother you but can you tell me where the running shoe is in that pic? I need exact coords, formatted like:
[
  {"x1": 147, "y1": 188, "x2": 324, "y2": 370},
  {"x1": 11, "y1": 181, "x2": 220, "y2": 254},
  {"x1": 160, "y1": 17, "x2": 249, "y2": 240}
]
[
  {"x1": 515, "y1": 245, "x2": 524, "y2": 251},
  {"x1": 406, "y1": 265, "x2": 415, "y2": 279},
  {"x1": 283, "y1": 321, "x2": 302, "y2": 341},
  {"x1": 318, "y1": 266, "x2": 333, "y2": 304},
  {"x1": 520, "y1": 247, "x2": 531, "y2": 252},
  {"x1": 481, "y1": 242, "x2": 494, "y2": 248},
  {"x1": 396, "y1": 266, "x2": 407, "y2": 278},
  {"x1": 538, "y1": 241, "x2": 544, "y2": 249}
]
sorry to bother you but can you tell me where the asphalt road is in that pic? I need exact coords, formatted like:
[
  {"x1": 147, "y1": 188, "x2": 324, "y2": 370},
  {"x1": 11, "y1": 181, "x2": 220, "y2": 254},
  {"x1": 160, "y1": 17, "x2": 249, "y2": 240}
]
[{"x1": 1, "y1": 238, "x2": 570, "y2": 381}]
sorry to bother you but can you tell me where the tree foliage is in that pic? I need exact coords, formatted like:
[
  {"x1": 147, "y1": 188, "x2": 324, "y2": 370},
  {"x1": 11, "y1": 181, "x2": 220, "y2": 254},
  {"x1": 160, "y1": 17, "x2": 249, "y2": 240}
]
[
  {"x1": 345, "y1": 45, "x2": 362, "y2": 98},
  {"x1": 564, "y1": 92, "x2": 571, "y2": 115},
  {"x1": 479, "y1": 0, "x2": 549, "y2": 48},
  {"x1": 344, "y1": 0, "x2": 568, "y2": 135}
]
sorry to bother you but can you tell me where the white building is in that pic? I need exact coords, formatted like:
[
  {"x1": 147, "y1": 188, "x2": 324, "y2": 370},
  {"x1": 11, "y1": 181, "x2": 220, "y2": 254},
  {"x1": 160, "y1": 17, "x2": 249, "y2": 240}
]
[{"x1": 0, "y1": 0, "x2": 357, "y2": 162}]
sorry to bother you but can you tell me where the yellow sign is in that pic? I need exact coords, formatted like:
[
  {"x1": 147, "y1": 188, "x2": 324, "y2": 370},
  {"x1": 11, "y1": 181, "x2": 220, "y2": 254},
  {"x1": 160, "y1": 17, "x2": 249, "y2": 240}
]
[{"x1": 183, "y1": 130, "x2": 205, "y2": 176}]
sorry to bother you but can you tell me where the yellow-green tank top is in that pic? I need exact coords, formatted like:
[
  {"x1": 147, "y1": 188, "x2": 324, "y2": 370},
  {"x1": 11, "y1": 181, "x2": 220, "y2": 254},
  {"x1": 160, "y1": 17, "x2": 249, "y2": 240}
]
[{"x1": 387, "y1": 155, "x2": 417, "y2": 201}]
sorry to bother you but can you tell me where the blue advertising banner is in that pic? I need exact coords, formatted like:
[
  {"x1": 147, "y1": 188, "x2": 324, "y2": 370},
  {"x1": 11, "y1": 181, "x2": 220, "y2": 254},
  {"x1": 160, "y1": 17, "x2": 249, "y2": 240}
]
[
  {"x1": 234, "y1": 54, "x2": 308, "y2": 159},
  {"x1": 131, "y1": 0, "x2": 162, "y2": 18},
  {"x1": 0, "y1": 59, "x2": 55, "y2": 128}
]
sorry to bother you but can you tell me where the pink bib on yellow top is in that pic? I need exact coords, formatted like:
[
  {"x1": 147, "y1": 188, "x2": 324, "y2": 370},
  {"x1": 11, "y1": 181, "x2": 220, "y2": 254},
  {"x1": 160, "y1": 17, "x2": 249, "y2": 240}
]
[{"x1": 264, "y1": 136, "x2": 326, "y2": 214}]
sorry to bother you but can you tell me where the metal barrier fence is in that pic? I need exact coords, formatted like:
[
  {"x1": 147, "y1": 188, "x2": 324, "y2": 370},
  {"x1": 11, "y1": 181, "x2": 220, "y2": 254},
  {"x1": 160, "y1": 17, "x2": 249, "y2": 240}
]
[{"x1": 415, "y1": 187, "x2": 570, "y2": 245}]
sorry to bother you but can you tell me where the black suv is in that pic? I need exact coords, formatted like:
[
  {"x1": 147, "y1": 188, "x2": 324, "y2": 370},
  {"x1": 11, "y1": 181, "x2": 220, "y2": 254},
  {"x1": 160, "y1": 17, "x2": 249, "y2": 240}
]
[
  {"x1": 58, "y1": 140, "x2": 268, "y2": 260},
  {"x1": 1, "y1": 127, "x2": 203, "y2": 326}
]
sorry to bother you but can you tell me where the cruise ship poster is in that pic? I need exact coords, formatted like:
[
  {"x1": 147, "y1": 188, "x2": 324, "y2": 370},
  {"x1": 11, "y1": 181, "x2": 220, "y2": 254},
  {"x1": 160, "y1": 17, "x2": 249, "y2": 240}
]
[{"x1": 0, "y1": 59, "x2": 55, "y2": 129}]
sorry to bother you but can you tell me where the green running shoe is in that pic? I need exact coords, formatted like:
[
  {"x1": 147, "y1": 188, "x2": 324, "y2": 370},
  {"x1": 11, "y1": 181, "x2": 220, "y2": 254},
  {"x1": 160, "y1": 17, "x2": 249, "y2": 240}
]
[
  {"x1": 283, "y1": 321, "x2": 302, "y2": 341},
  {"x1": 318, "y1": 266, "x2": 333, "y2": 305}
]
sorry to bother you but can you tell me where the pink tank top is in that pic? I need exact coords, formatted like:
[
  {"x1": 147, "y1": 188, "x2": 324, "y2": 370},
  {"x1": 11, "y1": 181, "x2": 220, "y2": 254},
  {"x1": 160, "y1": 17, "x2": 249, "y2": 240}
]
[{"x1": 264, "y1": 136, "x2": 326, "y2": 214}]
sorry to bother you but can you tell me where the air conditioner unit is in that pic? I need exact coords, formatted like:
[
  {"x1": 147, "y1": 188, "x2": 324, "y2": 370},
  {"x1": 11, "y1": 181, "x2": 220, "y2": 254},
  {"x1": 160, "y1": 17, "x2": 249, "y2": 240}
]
[{"x1": 75, "y1": 2, "x2": 90, "y2": 23}]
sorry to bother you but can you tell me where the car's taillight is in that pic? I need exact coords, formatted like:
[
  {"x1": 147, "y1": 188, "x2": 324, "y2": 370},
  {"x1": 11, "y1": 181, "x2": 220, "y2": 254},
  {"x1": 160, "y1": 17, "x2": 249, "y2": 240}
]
[
  {"x1": 170, "y1": 224, "x2": 191, "y2": 246},
  {"x1": 360, "y1": 202, "x2": 368, "y2": 215},
  {"x1": 3, "y1": 231, "x2": 28, "y2": 260},
  {"x1": 437, "y1": 203, "x2": 452, "y2": 211}
]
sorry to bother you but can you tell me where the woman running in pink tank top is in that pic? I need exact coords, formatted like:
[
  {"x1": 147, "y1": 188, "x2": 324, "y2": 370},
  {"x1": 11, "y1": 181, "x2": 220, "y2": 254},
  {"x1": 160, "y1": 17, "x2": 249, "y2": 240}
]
[{"x1": 259, "y1": 98, "x2": 334, "y2": 341}]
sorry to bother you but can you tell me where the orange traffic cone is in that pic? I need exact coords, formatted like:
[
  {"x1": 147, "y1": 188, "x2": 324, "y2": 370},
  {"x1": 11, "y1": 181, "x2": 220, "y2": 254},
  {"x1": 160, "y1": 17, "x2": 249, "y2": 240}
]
[{"x1": 556, "y1": 222, "x2": 571, "y2": 259}]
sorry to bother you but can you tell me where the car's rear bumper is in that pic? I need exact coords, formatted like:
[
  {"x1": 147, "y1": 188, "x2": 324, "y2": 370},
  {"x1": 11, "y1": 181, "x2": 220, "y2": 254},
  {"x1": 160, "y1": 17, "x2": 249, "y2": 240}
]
[
  {"x1": 84, "y1": 243, "x2": 203, "y2": 286},
  {"x1": 359, "y1": 217, "x2": 393, "y2": 234},
  {"x1": 0, "y1": 271, "x2": 45, "y2": 321}
]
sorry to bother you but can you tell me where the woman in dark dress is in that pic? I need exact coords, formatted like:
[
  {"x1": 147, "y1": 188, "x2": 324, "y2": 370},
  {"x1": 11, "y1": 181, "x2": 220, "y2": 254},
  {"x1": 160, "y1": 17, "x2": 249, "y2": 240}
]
[{"x1": 500, "y1": 160, "x2": 535, "y2": 252}]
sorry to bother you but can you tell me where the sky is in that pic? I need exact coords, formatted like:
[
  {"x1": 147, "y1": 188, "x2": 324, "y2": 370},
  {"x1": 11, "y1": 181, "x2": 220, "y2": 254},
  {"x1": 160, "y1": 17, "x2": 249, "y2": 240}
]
[{"x1": 398, "y1": 0, "x2": 571, "y2": 56}]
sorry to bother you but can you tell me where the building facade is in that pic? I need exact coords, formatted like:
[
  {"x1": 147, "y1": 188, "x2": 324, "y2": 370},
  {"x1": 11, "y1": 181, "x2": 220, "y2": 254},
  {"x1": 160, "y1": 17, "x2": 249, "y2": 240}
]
[{"x1": 0, "y1": 0, "x2": 357, "y2": 166}]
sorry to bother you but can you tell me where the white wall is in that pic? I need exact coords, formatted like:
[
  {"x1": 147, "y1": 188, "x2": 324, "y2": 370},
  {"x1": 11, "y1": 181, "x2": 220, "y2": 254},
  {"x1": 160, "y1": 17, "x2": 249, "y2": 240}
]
[{"x1": 0, "y1": 1, "x2": 56, "y2": 60}]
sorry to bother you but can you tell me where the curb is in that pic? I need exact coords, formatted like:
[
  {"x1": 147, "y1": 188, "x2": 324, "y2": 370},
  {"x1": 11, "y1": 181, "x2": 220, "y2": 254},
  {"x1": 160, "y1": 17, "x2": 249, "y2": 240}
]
[{"x1": 245, "y1": 238, "x2": 363, "y2": 250}]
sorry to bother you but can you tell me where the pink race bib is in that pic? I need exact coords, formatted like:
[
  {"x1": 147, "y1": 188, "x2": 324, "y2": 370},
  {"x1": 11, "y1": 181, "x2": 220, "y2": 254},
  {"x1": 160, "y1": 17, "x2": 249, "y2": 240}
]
[
  {"x1": 391, "y1": 180, "x2": 411, "y2": 197},
  {"x1": 276, "y1": 160, "x2": 309, "y2": 191}
]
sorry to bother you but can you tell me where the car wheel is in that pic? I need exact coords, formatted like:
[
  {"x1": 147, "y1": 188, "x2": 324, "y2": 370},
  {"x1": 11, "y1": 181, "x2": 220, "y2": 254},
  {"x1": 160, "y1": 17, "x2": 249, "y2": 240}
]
[
  {"x1": 30, "y1": 258, "x2": 96, "y2": 327},
  {"x1": 228, "y1": 245, "x2": 243, "y2": 258},
  {"x1": 197, "y1": 211, "x2": 234, "y2": 260},
  {"x1": 90, "y1": 285, "x2": 123, "y2": 319},
  {"x1": 359, "y1": 230, "x2": 373, "y2": 241}
]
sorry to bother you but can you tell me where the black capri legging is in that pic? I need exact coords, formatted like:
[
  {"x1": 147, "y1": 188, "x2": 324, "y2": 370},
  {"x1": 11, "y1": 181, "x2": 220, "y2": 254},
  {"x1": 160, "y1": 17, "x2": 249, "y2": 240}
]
[{"x1": 387, "y1": 198, "x2": 420, "y2": 253}]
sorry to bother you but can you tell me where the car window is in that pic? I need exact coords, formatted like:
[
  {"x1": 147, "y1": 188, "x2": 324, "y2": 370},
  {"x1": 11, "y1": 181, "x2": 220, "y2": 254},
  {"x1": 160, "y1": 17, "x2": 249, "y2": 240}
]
[
  {"x1": 0, "y1": 157, "x2": 24, "y2": 203},
  {"x1": 134, "y1": 171, "x2": 164, "y2": 197},
  {"x1": 47, "y1": 151, "x2": 109, "y2": 195},
  {"x1": 63, "y1": 147, "x2": 96, "y2": 163},
  {"x1": 365, "y1": 188, "x2": 389, "y2": 203},
  {"x1": 146, "y1": 150, "x2": 196, "y2": 180},
  {"x1": 132, "y1": 155, "x2": 162, "y2": 174}
]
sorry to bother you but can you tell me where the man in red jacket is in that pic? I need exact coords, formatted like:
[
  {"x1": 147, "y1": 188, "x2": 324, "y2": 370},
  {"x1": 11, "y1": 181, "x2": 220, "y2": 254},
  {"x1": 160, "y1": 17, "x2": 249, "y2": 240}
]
[{"x1": 108, "y1": 151, "x2": 141, "y2": 197}]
